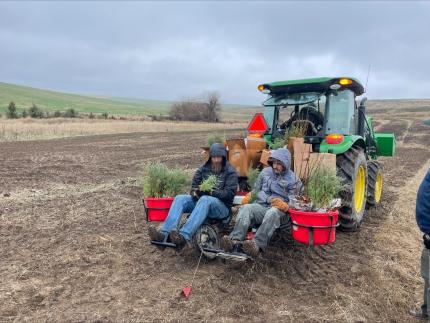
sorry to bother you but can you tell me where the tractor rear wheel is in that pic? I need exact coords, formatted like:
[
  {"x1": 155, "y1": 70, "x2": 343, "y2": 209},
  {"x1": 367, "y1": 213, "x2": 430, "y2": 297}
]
[
  {"x1": 336, "y1": 147, "x2": 368, "y2": 231},
  {"x1": 367, "y1": 161, "x2": 383, "y2": 207}
]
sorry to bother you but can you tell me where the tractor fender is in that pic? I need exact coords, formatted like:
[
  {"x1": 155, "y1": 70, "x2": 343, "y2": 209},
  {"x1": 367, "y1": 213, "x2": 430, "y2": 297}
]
[
  {"x1": 351, "y1": 137, "x2": 366, "y2": 152},
  {"x1": 319, "y1": 135, "x2": 366, "y2": 155}
]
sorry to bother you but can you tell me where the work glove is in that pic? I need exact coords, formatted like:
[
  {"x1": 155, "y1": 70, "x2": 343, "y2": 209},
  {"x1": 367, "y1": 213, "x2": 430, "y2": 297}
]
[
  {"x1": 196, "y1": 189, "x2": 209, "y2": 197},
  {"x1": 241, "y1": 192, "x2": 252, "y2": 205},
  {"x1": 190, "y1": 189, "x2": 199, "y2": 201},
  {"x1": 271, "y1": 198, "x2": 289, "y2": 213},
  {"x1": 423, "y1": 234, "x2": 430, "y2": 249},
  {"x1": 190, "y1": 189, "x2": 207, "y2": 201}
]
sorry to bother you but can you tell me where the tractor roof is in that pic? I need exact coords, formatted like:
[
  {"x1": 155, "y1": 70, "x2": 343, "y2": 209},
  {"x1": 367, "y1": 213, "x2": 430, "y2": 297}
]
[{"x1": 259, "y1": 77, "x2": 364, "y2": 96}]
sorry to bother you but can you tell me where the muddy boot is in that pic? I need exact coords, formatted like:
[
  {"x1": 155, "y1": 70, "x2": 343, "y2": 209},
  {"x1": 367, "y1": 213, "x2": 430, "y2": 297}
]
[
  {"x1": 220, "y1": 235, "x2": 234, "y2": 252},
  {"x1": 148, "y1": 226, "x2": 165, "y2": 242},
  {"x1": 409, "y1": 308, "x2": 428, "y2": 321},
  {"x1": 170, "y1": 230, "x2": 186, "y2": 248},
  {"x1": 242, "y1": 240, "x2": 260, "y2": 257}
]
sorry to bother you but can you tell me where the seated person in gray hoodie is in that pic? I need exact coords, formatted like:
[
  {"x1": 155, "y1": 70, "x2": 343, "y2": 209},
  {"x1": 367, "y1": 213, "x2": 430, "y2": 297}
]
[{"x1": 221, "y1": 148, "x2": 302, "y2": 257}]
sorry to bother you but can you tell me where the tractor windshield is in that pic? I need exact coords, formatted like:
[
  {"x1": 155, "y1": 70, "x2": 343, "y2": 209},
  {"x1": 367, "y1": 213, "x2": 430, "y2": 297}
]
[
  {"x1": 325, "y1": 90, "x2": 355, "y2": 135},
  {"x1": 263, "y1": 92, "x2": 322, "y2": 106}
]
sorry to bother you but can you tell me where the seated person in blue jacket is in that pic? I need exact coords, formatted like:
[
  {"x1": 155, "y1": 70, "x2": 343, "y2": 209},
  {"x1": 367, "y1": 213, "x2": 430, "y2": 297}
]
[
  {"x1": 148, "y1": 143, "x2": 238, "y2": 251},
  {"x1": 221, "y1": 148, "x2": 302, "y2": 257}
]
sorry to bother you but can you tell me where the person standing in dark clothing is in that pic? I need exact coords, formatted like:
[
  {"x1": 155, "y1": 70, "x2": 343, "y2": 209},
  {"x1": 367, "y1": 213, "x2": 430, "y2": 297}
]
[{"x1": 410, "y1": 169, "x2": 430, "y2": 320}]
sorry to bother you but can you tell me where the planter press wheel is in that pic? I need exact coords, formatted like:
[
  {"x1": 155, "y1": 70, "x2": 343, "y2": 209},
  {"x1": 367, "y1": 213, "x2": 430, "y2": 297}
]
[{"x1": 193, "y1": 224, "x2": 220, "y2": 260}]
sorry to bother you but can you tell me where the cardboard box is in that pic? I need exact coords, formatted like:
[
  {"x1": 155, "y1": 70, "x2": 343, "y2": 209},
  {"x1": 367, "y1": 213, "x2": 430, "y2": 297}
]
[
  {"x1": 246, "y1": 137, "x2": 267, "y2": 171},
  {"x1": 295, "y1": 152, "x2": 336, "y2": 180},
  {"x1": 292, "y1": 140, "x2": 313, "y2": 178},
  {"x1": 260, "y1": 149, "x2": 271, "y2": 167},
  {"x1": 226, "y1": 138, "x2": 267, "y2": 177},
  {"x1": 226, "y1": 139, "x2": 247, "y2": 176},
  {"x1": 287, "y1": 137, "x2": 304, "y2": 157}
]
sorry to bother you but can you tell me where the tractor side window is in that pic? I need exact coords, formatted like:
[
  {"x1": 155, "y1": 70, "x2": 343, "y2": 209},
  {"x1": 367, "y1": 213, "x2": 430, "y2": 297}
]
[
  {"x1": 325, "y1": 90, "x2": 355, "y2": 135},
  {"x1": 279, "y1": 106, "x2": 292, "y2": 124},
  {"x1": 317, "y1": 95, "x2": 326, "y2": 115},
  {"x1": 263, "y1": 106, "x2": 275, "y2": 133}
]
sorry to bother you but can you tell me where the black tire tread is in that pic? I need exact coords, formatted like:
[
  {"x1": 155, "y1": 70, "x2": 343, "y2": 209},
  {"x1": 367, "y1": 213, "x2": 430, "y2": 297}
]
[
  {"x1": 336, "y1": 147, "x2": 368, "y2": 231},
  {"x1": 367, "y1": 161, "x2": 382, "y2": 206}
]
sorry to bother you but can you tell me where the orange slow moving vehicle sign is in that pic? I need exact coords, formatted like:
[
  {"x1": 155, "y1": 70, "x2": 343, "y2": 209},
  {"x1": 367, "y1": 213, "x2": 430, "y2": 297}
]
[{"x1": 247, "y1": 113, "x2": 268, "y2": 134}]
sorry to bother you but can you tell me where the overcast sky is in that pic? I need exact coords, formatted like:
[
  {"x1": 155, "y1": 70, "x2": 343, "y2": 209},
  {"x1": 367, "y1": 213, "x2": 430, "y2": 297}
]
[{"x1": 1, "y1": 1, "x2": 429, "y2": 104}]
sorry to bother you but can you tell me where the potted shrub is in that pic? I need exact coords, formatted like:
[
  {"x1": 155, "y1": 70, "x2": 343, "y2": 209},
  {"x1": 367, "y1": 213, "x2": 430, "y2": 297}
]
[
  {"x1": 142, "y1": 162, "x2": 187, "y2": 221},
  {"x1": 289, "y1": 163, "x2": 343, "y2": 246}
]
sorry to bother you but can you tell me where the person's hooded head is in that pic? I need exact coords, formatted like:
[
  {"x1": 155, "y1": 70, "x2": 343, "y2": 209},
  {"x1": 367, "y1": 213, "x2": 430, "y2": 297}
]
[
  {"x1": 268, "y1": 148, "x2": 291, "y2": 174},
  {"x1": 208, "y1": 143, "x2": 227, "y2": 174}
]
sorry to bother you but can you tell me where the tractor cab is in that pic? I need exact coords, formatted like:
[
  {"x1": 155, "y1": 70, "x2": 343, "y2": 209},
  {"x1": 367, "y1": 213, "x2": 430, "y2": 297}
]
[{"x1": 254, "y1": 77, "x2": 372, "y2": 154}]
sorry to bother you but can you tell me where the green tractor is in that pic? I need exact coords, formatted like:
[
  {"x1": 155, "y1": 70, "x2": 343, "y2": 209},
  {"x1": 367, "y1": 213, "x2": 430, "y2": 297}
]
[{"x1": 251, "y1": 77, "x2": 396, "y2": 230}]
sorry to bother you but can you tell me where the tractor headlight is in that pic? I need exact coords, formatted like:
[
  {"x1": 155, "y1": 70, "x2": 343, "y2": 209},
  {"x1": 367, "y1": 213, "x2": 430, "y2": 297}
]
[
  {"x1": 258, "y1": 84, "x2": 270, "y2": 94},
  {"x1": 339, "y1": 78, "x2": 353, "y2": 85}
]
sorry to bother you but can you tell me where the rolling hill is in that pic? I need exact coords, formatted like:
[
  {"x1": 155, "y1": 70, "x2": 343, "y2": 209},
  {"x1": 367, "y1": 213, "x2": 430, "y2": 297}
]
[
  {"x1": 0, "y1": 82, "x2": 173, "y2": 115},
  {"x1": 0, "y1": 82, "x2": 259, "y2": 119}
]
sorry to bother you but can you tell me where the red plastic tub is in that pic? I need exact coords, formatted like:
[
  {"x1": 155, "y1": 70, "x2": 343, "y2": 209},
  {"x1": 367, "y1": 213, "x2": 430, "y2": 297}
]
[
  {"x1": 289, "y1": 208, "x2": 339, "y2": 246},
  {"x1": 143, "y1": 197, "x2": 174, "y2": 222}
]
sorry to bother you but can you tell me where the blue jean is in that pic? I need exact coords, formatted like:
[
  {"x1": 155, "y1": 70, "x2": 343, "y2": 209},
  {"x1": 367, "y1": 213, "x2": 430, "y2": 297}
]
[{"x1": 161, "y1": 194, "x2": 230, "y2": 241}]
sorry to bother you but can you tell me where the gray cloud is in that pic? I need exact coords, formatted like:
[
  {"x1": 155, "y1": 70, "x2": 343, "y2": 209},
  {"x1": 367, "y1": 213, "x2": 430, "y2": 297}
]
[{"x1": 1, "y1": 1, "x2": 429, "y2": 104}]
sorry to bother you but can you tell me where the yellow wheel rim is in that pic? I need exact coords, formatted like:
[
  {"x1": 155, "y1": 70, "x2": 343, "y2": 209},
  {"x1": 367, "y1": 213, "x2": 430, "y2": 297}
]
[
  {"x1": 354, "y1": 165, "x2": 366, "y2": 213},
  {"x1": 374, "y1": 172, "x2": 383, "y2": 203}
]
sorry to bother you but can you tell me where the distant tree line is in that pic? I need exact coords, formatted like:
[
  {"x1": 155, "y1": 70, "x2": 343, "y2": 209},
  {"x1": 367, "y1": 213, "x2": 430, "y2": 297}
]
[
  {"x1": 3, "y1": 101, "x2": 111, "y2": 120},
  {"x1": 2, "y1": 92, "x2": 223, "y2": 123}
]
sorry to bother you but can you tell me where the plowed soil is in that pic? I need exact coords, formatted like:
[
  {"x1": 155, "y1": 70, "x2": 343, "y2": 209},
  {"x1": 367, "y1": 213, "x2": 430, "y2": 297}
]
[{"x1": 1, "y1": 104, "x2": 430, "y2": 322}]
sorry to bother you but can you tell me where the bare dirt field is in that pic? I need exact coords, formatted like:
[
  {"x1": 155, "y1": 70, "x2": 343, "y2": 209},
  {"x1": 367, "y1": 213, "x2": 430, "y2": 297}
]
[{"x1": 1, "y1": 102, "x2": 430, "y2": 322}]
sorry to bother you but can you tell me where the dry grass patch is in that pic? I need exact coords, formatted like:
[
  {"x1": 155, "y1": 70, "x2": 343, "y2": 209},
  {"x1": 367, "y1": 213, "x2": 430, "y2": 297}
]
[
  {"x1": 0, "y1": 118, "x2": 246, "y2": 141},
  {"x1": 362, "y1": 160, "x2": 430, "y2": 320}
]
